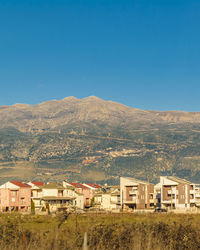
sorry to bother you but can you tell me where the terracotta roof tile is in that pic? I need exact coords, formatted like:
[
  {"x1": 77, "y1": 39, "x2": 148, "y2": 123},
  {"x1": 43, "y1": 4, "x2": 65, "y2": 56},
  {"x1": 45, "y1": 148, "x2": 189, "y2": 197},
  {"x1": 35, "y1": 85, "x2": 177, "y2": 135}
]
[
  {"x1": 31, "y1": 182, "x2": 44, "y2": 186},
  {"x1": 10, "y1": 181, "x2": 31, "y2": 188},
  {"x1": 86, "y1": 183, "x2": 102, "y2": 189},
  {"x1": 69, "y1": 183, "x2": 89, "y2": 189}
]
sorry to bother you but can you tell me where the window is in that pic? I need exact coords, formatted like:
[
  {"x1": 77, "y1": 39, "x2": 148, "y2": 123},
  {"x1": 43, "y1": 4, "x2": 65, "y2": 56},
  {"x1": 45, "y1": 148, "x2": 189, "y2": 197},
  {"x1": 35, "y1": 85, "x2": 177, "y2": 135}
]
[
  {"x1": 58, "y1": 190, "x2": 63, "y2": 197},
  {"x1": 11, "y1": 197, "x2": 15, "y2": 202},
  {"x1": 12, "y1": 191, "x2": 18, "y2": 196},
  {"x1": 21, "y1": 198, "x2": 25, "y2": 204}
]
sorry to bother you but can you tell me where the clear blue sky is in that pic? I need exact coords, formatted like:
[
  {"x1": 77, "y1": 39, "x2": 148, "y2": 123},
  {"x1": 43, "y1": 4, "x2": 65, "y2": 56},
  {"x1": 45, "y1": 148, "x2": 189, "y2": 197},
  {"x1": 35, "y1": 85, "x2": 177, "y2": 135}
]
[{"x1": 0, "y1": 0, "x2": 200, "y2": 111}]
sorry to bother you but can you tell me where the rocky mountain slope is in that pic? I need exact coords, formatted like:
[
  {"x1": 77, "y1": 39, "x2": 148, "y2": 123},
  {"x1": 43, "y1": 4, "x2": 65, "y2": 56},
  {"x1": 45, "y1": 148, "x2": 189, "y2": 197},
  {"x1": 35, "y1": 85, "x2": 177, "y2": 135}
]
[{"x1": 1, "y1": 96, "x2": 200, "y2": 184}]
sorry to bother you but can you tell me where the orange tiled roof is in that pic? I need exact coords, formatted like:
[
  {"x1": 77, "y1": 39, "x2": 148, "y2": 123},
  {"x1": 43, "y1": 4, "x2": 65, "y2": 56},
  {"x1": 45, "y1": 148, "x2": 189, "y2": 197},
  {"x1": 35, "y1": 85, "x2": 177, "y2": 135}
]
[
  {"x1": 31, "y1": 182, "x2": 44, "y2": 186},
  {"x1": 10, "y1": 181, "x2": 31, "y2": 188},
  {"x1": 69, "y1": 183, "x2": 89, "y2": 189},
  {"x1": 86, "y1": 183, "x2": 102, "y2": 189}
]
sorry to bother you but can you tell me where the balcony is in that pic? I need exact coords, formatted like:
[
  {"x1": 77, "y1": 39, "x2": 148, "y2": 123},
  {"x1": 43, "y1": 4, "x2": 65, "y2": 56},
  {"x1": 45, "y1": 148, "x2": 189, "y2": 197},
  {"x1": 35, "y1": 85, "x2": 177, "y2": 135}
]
[
  {"x1": 129, "y1": 190, "x2": 138, "y2": 195},
  {"x1": 195, "y1": 200, "x2": 200, "y2": 207},
  {"x1": 190, "y1": 190, "x2": 195, "y2": 194},
  {"x1": 168, "y1": 190, "x2": 178, "y2": 195},
  {"x1": 162, "y1": 199, "x2": 176, "y2": 204}
]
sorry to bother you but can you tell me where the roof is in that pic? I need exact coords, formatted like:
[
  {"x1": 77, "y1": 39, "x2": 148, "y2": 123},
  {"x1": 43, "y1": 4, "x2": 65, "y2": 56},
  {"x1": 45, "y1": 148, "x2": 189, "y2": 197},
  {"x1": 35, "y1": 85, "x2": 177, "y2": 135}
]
[
  {"x1": 111, "y1": 190, "x2": 120, "y2": 196},
  {"x1": 165, "y1": 176, "x2": 192, "y2": 185},
  {"x1": 10, "y1": 181, "x2": 31, "y2": 188},
  {"x1": 121, "y1": 177, "x2": 153, "y2": 185},
  {"x1": 43, "y1": 182, "x2": 64, "y2": 189},
  {"x1": 31, "y1": 182, "x2": 44, "y2": 187},
  {"x1": 85, "y1": 183, "x2": 102, "y2": 189},
  {"x1": 69, "y1": 183, "x2": 89, "y2": 189},
  {"x1": 94, "y1": 189, "x2": 120, "y2": 196}
]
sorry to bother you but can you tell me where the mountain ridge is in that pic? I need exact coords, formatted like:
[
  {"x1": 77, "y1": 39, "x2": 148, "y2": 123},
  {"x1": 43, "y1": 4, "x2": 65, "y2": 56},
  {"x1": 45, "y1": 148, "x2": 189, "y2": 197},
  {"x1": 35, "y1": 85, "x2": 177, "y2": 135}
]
[
  {"x1": 1, "y1": 96, "x2": 200, "y2": 133},
  {"x1": 0, "y1": 96, "x2": 200, "y2": 185}
]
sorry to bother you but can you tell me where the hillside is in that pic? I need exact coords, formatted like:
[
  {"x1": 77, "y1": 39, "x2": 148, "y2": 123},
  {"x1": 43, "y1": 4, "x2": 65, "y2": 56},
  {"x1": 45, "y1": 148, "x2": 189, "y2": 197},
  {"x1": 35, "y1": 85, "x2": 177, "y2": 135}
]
[{"x1": 1, "y1": 96, "x2": 200, "y2": 184}]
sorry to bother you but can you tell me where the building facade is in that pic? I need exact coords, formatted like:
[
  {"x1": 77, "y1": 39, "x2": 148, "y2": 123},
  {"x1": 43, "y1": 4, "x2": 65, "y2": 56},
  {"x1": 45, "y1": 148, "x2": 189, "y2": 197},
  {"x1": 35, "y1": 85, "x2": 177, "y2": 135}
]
[
  {"x1": 0, "y1": 181, "x2": 31, "y2": 212},
  {"x1": 120, "y1": 177, "x2": 155, "y2": 210},
  {"x1": 63, "y1": 182, "x2": 93, "y2": 208},
  {"x1": 94, "y1": 188, "x2": 120, "y2": 211},
  {"x1": 41, "y1": 182, "x2": 84, "y2": 212},
  {"x1": 28, "y1": 181, "x2": 44, "y2": 211},
  {"x1": 160, "y1": 176, "x2": 197, "y2": 209},
  {"x1": 63, "y1": 181, "x2": 102, "y2": 208}
]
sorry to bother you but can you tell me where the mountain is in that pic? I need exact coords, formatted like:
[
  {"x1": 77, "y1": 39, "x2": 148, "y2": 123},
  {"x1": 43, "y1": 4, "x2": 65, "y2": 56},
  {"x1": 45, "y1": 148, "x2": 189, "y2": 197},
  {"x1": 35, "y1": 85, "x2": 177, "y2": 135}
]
[{"x1": 1, "y1": 96, "x2": 200, "y2": 184}]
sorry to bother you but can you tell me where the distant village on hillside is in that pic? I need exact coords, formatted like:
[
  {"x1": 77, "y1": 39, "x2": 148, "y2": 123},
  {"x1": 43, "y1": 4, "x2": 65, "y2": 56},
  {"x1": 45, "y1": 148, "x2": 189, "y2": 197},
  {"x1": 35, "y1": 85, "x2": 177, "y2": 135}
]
[{"x1": 0, "y1": 175, "x2": 200, "y2": 213}]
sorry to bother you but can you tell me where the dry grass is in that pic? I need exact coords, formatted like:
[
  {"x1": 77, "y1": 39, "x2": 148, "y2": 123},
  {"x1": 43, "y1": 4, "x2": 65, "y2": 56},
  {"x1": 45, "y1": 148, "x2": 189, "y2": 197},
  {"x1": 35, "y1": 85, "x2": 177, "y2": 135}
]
[{"x1": 0, "y1": 213, "x2": 200, "y2": 249}]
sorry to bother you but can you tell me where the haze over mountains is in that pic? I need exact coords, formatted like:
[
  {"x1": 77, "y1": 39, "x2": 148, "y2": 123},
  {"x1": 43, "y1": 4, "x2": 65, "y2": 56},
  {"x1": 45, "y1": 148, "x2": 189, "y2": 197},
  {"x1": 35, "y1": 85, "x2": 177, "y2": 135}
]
[{"x1": 1, "y1": 96, "x2": 200, "y2": 184}]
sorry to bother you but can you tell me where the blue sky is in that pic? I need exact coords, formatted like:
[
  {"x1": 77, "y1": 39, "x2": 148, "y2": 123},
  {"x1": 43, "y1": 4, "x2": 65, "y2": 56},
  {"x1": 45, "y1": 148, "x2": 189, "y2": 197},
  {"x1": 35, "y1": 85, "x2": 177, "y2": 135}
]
[{"x1": 0, "y1": 0, "x2": 200, "y2": 111}]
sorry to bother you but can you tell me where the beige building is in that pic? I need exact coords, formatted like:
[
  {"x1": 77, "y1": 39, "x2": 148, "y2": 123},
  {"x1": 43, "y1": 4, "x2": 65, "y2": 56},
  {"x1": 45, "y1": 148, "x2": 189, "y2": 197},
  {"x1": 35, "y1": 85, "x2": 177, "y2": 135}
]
[
  {"x1": 40, "y1": 182, "x2": 84, "y2": 212},
  {"x1": 120, "y1": 177, "x2": 155, "y2": 210},
  {"x1": 160, "y1": 176, "x2": 198, "y2": 209},
  {"x1": 194, "y1": 184, "x2": 200, "y2": 207},
  {"x1": 28, "y1": 182, "x2": 44, "y2": 211},
  {"x1": 94, "y1": 188, "x2": 120, "y2": 211},
  {"x1": 63, "y1": 181, "x2": 93, "y2": 208}
]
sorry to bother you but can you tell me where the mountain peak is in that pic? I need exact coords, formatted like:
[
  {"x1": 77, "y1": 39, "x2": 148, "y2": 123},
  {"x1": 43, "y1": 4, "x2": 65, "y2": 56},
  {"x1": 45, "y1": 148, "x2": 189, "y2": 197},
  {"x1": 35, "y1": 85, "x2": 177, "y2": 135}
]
[
  {"x1": 12, "y1": 103, "x2": 31, "y2": 108},
  {"x1": 62, "y1": 96, "x2": 78, "y2": 101},
  {"x1": 83, "y1": 96, "x2": 104, "y2": 101}
]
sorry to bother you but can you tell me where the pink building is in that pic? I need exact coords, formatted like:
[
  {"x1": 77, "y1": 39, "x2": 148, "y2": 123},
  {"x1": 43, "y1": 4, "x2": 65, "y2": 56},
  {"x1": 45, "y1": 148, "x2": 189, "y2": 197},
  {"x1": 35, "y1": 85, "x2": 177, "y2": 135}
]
[
  {"x1": 0, "y1": 181, "x2": 31, "y2": 212},
  {"x1": 63, "y1": 181, "x2": 95, "y2": 207}
]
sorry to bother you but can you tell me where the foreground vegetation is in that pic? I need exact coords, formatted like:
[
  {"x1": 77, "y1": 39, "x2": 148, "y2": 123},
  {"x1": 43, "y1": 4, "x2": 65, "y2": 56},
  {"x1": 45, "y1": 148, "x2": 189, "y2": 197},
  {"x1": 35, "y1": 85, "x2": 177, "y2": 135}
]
[{"x1": 0, "y1": 212, "x2": 200, "y2": 249}]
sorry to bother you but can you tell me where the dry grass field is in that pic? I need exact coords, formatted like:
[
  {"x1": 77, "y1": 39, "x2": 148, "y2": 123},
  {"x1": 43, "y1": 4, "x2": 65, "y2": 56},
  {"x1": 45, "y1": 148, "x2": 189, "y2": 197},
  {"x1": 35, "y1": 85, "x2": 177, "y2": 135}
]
[{"x1": 0, "y1": 212, "x2": 200, "y2": 249}]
